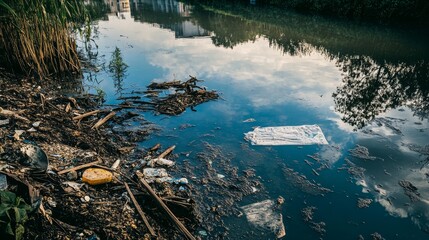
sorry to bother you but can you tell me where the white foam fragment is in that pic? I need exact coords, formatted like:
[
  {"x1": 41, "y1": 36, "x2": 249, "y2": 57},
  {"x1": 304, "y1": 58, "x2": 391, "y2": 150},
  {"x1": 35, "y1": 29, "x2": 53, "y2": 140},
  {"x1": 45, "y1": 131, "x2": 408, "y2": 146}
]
[
  {"x1": 241, "y1": 199, "x2": 286, "y2": 238},
  {"x1": 244, "y1": 125, "x2": 328, "y2": 145}
]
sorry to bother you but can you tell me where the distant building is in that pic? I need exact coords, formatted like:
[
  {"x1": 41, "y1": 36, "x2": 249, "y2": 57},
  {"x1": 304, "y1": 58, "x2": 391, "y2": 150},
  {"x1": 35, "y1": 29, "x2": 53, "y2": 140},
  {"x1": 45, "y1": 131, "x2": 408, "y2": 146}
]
[
  {"x1": 105, "y1": 0, "x2": 130, "y2": 13},
  {"x1": 131, "y1": 0, "x2": 210, "y2": 38}
]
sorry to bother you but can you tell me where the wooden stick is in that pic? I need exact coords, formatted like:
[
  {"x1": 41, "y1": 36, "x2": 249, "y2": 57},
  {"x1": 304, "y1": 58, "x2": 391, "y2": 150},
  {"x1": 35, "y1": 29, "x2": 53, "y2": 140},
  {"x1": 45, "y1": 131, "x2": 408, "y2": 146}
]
[
  {"x1": 161, "y1": 198, "x2": 192, "y2": 207},
  {"x1": 157, "y1": 145, "x2": 176, "y2": 159},
  {"x1": 73, "y1": 109, "x2": 101, "y2": 121},
  {"x1": 136, "y1": 171, "x2": 196, "y2": 240},
  {"x1": 150, "y1": 145, "x2": 176, "y2": 167},
  {"x1": 92, "y1": 111, "x2": 116, "y2": 129},
  {"x1": 124, "y1": 182, "x2": 156, "y2": 236},
  {"x1": 57, "y1": 159, "x2": 101, "y2": 175},
  {"x1": 150, "y1": 143, "x2": 161, "y2": 152}
]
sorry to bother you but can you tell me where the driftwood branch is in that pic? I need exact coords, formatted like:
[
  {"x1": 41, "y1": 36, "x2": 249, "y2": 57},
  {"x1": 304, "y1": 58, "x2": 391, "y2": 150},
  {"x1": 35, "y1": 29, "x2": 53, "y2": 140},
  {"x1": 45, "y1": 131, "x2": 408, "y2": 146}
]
[
  {"x1": 92, "y1": 111, "x2": 116, "y2": 129},
  {"x1": 57, "y1": 159, "x2": 101, "y2": 175},
  {"x1": 124, "y1": 182, "x2": 156, "y2": 236},
  {"x1": 136, "y1": 171, "x2": 195, "y2": 240},
  {"x1": 73, "y1": 110, "x2": 101, "y2": 121}
]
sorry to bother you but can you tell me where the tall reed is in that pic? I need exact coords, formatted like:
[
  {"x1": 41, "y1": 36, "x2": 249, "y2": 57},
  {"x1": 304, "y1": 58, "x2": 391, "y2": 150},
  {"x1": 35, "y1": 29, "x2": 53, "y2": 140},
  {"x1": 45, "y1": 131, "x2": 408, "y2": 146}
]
[{"x1": 0, "y1": 0, "x2": 89, "y2": 78}]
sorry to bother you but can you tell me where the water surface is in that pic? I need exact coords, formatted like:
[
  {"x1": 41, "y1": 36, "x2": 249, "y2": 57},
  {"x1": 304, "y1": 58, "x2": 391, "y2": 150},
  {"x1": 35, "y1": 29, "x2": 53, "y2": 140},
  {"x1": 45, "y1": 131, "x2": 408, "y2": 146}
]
[{"x1": 84, "y1": 0, "x2": 429, "y2": 239}]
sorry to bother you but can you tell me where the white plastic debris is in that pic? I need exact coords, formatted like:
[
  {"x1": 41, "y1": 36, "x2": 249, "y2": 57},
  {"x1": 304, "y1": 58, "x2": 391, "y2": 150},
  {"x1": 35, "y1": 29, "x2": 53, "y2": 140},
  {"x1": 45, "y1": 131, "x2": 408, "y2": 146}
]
[
  {"x1": 62, "y1": 181, "x2": 84, "y2": 191},
  {"x1": 174, "y1": 178, "x2": 188, "y2": 184},
  {"x1": 244, "y1": 125, "x2": 328, "y2": 145},
  {"x1": 156, "y1": 158, "x2": 175, "y2": 167},
  {"x1": 143, "y1": 168, "x2": 168, "y2": 178},
  {"x1": 0, "y1": 119, "x2": 10, "y2": 126},
  {"x1": 241, "y1": 199, "x2": 286, "y2": 238},
  {"x1": 217, "y1": 174, "x2": 225, "y2": 179}
]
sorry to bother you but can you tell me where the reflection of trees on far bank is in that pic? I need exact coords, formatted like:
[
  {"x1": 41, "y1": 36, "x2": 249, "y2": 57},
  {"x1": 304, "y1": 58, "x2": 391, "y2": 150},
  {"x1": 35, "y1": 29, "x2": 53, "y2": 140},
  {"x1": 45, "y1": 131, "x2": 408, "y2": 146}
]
[
  {"x1": 89, "y1": 0, "x2": 429, "y2": 128},
  {"x1": 333, "y1": 57, "x2": 429, "y2": 128}
]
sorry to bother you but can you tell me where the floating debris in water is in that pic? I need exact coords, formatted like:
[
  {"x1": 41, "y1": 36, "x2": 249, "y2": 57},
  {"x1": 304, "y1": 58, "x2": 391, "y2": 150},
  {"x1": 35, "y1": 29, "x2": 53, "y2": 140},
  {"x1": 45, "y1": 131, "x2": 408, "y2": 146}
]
[
  {"x1": 301, "y1": 206, "x2": 326, "y2": 235},
  {"x1": 348, "y1": 145, "x2": 377, "y2": 160},
  {"x1": 370, "y1": 232, "x2": 386, "y2": 240},
  {"x1": 357, "y1": 198, "x2": 373, "y2": 208},
  {"x1": 398, "y1": 180, "x2": 421, "y2": 202},
  {"x1": 282, "y1": 166, "x2": 333, "y2": 196},
  {"x1": 241, "y1": 200, "x2": 286, "y2": 238},
  {"x1": 244, "y1": 125, "x2": 328, "y2": 145},
  {"x1": 242, "y1": 118, "x2": 256, "y2": 123}
]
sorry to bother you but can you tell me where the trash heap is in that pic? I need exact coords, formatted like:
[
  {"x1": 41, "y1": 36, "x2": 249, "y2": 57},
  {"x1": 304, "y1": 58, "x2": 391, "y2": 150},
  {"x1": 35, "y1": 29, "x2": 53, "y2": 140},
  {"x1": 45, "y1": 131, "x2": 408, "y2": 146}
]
[{"x1": 0, "y1": 77, "x2": 203, "y2": 239}]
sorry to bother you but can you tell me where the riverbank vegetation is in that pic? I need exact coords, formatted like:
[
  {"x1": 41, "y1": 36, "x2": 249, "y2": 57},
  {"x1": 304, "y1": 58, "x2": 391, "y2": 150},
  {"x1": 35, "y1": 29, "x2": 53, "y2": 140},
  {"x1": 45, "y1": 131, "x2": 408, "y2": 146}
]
[{"x1": 0, "y1": 0, "x2": 89, "y2": 79}]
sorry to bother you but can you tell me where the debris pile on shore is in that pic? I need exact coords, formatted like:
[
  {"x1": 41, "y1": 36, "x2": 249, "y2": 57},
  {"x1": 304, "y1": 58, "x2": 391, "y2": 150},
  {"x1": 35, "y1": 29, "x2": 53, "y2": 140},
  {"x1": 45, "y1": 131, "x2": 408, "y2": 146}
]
[{"x1": 0, "y1": 76, "x2": 212, "y2": 239}]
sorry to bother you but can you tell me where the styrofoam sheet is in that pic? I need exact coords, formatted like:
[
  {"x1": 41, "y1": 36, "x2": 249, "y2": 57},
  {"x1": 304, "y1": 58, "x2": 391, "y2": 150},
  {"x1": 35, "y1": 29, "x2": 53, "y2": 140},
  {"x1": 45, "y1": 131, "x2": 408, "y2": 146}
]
[{"x1": 244, "y1": 125, "x2": 328, "y2": 145}]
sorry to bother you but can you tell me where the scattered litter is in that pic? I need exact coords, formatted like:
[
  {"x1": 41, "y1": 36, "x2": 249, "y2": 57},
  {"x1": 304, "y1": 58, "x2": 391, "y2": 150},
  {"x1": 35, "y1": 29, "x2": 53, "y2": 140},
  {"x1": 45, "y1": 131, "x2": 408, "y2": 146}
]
[
  {"x1": 216, "y1": 174, "x2": 225, "y2": 179},
  {"x1": 32, "y1": 121, "x2": 41, "y2": 127},
  {"x1": 242, "y1": 118, "x2": 256, "y2": 123},
  {"x1": 277, "y1": 196, "x2": 285, "y2": 205},
  {"x1": 244, "y1": 125, "x2": 328, "y2": 145},
  {"x1": 241, "y1": 200, "x2": 286, "y2": 238},
  {"x1": 198, "y1": 230, "x2": 208, "y2": 236},
  {"x1": 301, "y1": 206, "x2": 326, "y2": 235},
  {"x1": 357, "y1": 198, "x2": 373, "y2": 208},
  {"x1": 82, "y1": 168, "x2": 113, "y2": 185},
  {"x1": 61, "y1": 181, "x2": 84, "y2": 192},
  {"x1": 20, "y1": 144, "x2": 48, "y2": 172},
  {"x1": 14, "y1": 130, "x2": 25, "y2": 140},
  {"x1": 370, "y1": 232, "x2": 386, "y2": 240},
  {"x1": 143, "y1": 168, "x2": 168, "y2": 178},
  {"x1": 283, "y1": 166, "x2": 333, "y2": 195},
  {"x1": 348, "y1": 145, "x2": 377, "y2": 160},
  {"x1": 156, "y1": 158, "x2": 175, "y2": 167},
  {"x1": 0, "y1": 118, "x2": 10, "y2": 126},
  {"x1": 111, "y1": 159, "x2": 121, "y2": 170},
  {"x1": 398, "y1": 180, "x2": 421, "y2": 202}
]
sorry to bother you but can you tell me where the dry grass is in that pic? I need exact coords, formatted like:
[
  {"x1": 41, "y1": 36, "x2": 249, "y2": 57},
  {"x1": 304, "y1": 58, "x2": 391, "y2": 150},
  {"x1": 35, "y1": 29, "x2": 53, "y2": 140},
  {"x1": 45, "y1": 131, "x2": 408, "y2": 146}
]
[{"x1": 0, "y1": 0, "x2": 89, "y2": 78}]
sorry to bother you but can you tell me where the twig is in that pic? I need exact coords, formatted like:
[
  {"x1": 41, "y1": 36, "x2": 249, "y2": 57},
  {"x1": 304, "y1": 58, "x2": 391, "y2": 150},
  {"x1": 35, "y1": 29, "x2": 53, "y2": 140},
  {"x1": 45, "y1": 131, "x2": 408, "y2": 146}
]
[
  {"x1": 150, "y1": 145, "x2": 176, "y2": 167},
  {"x1": 57, "y1": 159, "x2": 101, "y2": 175},
  {"x1": 161, "y1": 197, "x2": 192, "y2": 207},
  {"x1": 39, "y1": 201, "x2": 53, "y2": 224},
  {"x1": 136, "y1": 171, "x2": 196, "y2": 240},
  {"x1": 73, "y1": 109, "x2": 101, "y2": 121},
  {"x1": 92, "y1": 111, "x2": 116, "y2": 129},
  {"x1": 150, "y1": 143, "x2": 161, "y2": 152},
  {"x1": 158, "y1": 145, "x2": 176, "y2": 159},
  {"x1": 124, "y1": 182, "x2": 156, "y2": 236}
]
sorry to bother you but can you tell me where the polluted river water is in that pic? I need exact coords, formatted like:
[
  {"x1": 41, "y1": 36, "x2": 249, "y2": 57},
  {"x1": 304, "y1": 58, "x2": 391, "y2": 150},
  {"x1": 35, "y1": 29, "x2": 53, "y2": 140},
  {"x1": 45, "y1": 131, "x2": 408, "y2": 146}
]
[{"x1": 82, "y1": 0, "x2": 429, "y2": 239}]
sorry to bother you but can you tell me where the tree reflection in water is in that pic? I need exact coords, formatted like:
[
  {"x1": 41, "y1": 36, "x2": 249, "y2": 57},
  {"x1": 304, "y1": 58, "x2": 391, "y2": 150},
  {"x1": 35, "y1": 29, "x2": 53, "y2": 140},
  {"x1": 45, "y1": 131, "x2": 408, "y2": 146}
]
[
  {"x1": 123, "y1": 0, "x2": 429, "y2": 128},
  {"x1": 333, "y1": 57, "x2": 429, "y2": 128}
]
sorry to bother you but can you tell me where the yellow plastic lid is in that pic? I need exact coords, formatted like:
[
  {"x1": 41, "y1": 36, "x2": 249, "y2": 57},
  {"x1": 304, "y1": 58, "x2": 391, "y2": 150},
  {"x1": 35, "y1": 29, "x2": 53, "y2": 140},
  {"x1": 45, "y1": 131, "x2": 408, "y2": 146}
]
[{"x1": 82, "y1": 168, "x2": 113, "y2": 185}]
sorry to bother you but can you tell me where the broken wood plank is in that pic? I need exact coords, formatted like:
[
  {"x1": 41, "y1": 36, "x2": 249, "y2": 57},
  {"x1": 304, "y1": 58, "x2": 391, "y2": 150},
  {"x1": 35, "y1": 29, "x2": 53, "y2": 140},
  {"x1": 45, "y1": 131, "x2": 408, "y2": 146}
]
[
  {"x1": 136, "y1": 171, "x2": 196, "y2": 240},
  {"x1": 92, "y1": 111, "x2": 116, "y2": 129},
  {"x1": 73, "y1": 109, "x2": 101, "y2": 121},
  {"x1": 124, "y1": 182, "x2": 156, "y2": 236},
  {"x1": 57, "y1": 159, "x2": 101, "y2": 175}
]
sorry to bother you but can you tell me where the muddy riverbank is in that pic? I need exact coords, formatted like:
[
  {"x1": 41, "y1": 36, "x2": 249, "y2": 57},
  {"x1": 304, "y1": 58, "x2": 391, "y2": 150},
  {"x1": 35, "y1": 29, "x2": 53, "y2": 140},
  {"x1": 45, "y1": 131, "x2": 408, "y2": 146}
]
[{"x1": 0, "y1": 74, "x2": 222, "y2": 239}]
